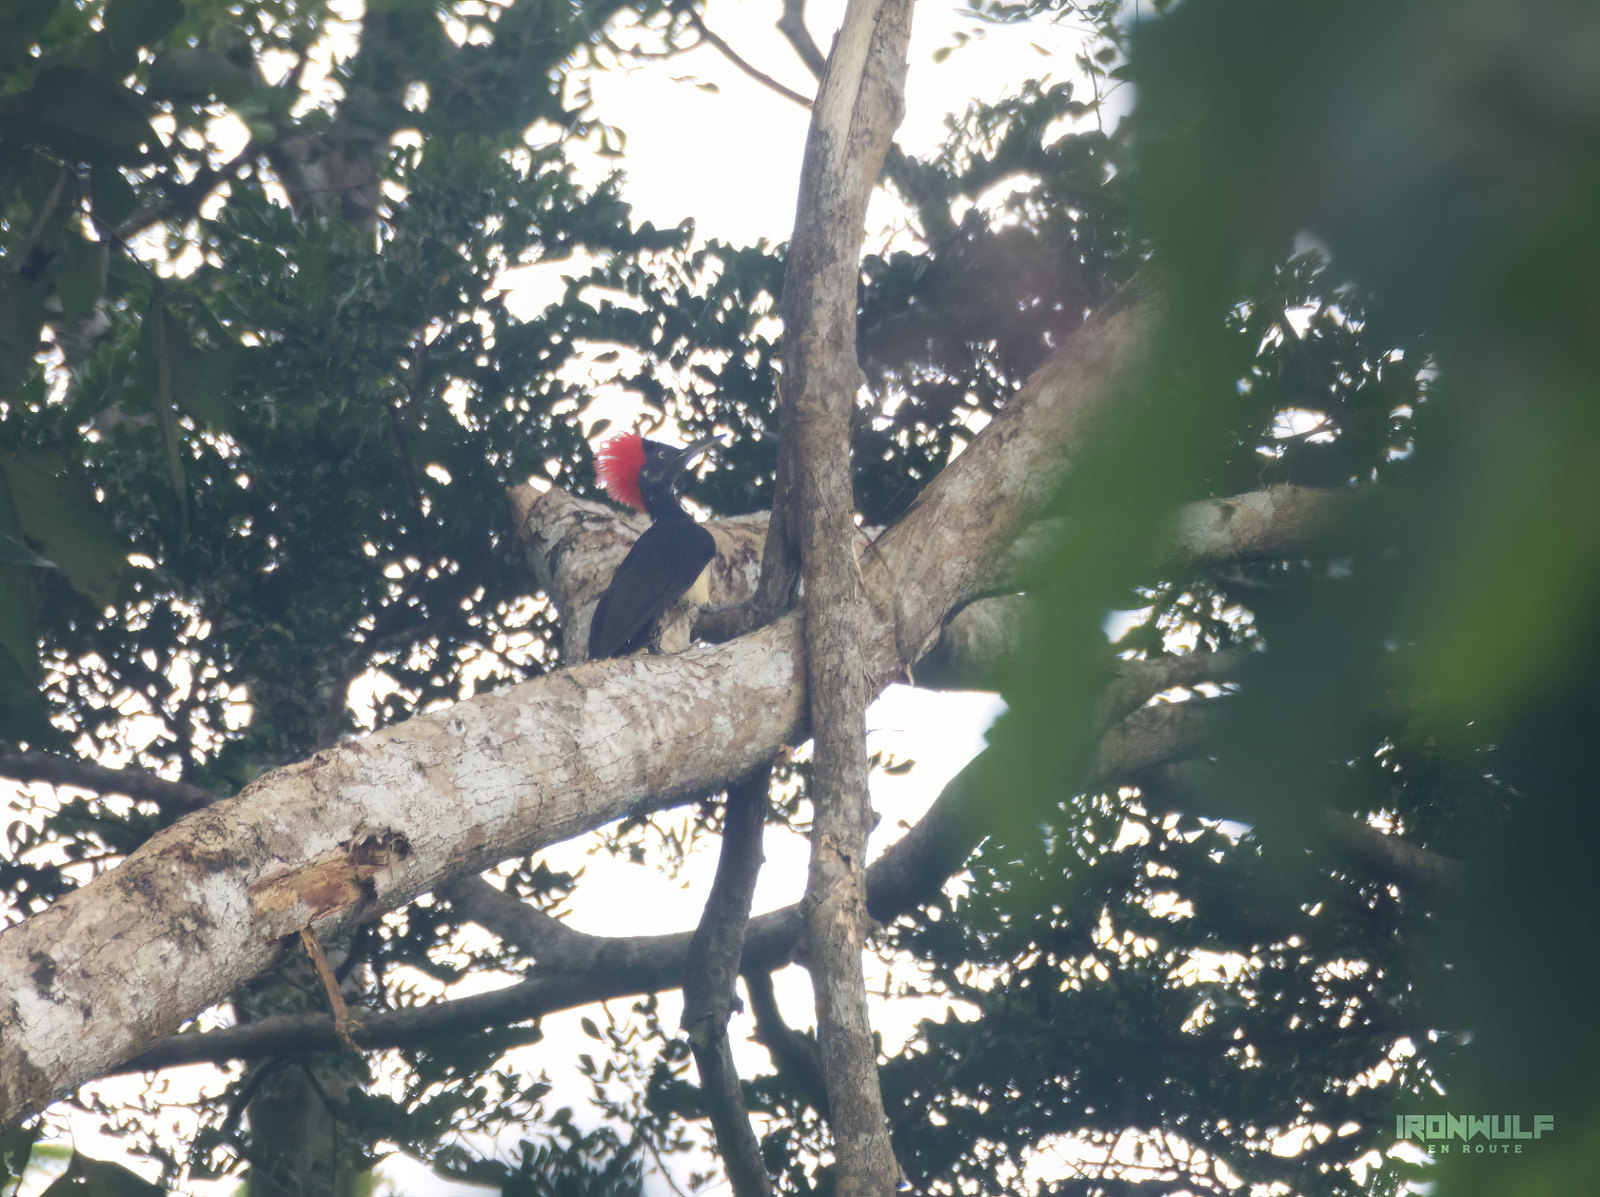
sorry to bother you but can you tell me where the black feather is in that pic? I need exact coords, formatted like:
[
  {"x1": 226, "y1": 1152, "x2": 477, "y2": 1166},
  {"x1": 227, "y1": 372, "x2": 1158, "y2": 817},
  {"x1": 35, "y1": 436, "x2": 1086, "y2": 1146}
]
[{"x1": 588, "y1": 517, "x2": 716, "y2": 658}]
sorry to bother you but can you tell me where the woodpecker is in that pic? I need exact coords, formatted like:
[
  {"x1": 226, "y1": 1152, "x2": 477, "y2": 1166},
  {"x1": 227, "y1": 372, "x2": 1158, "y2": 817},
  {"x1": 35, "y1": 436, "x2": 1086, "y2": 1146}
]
[{"x1": 587, "y1": 432, "x2": 723, "y2": 659}]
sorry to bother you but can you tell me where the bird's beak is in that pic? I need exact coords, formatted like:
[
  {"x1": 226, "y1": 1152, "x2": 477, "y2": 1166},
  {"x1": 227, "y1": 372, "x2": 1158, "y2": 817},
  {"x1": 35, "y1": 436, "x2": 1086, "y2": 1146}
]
[{"x1": 667, "y1": 433, "x2": 724, "y2": 472}]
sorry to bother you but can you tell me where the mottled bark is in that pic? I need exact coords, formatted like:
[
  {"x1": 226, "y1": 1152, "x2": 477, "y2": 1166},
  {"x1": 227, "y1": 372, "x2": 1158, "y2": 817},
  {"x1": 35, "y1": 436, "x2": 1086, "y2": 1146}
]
[
  {"x1": 776, "y1": 0, "x2": 915, "y2": 1192},
  {"x1": 0, "y1": 628, "x2": 807, "y2": 1124},
  {"x1": 116, "y1": 682, "x2": 1229, "y2": 1075},
  {"x1": 0, "y1": 280, "x2": 1162, "y2": 1126},
  {"x1": 1169, "y1": 483, "x2": 1361, "y2": 570}
]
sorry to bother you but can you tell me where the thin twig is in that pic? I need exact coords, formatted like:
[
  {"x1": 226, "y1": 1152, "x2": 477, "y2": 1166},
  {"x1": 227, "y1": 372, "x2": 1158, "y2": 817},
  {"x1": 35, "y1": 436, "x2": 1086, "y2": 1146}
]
[
  {"x1": 681, "y1": 767, "x2": 773, "y2": 1197},
  {"x1": 641, "y1": 1134, "x2": 694, "y2": 1197},
  {"x1": 115, "y1": 142, "x2": 259, "y2": 242},
  {"x1": 8, "y1": 163, "x2": 71, "y2": 276},
  {"x1": 684, "y1": 7, "x2": 813, "y2": 108},
  {"x1": 299, "y1": 928, "x2": 360, "y2": 1053}
]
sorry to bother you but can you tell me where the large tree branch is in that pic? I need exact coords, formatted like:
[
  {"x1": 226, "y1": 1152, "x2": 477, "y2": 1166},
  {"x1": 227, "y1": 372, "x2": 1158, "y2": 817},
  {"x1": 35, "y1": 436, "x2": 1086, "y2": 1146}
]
[
  {"x1": 1093, "y1": 651, "x2": 1246, "y2": 726},
  {"x1": 1169, "y1": 482, "x2": 1361, "y2": 570},
  {"x1": 0, "y1": 752, "x2": 219, "y2": 813},
  {"x1": 911, "y1": 481, "x2": 1356, "y2": 688},
  {"x1": 151, "y1": 480, "x2": 1295, "y2": 1092},
  {"x1": 0, "y1": 627, "x2": 806, "y2": 1122},
  {"x1": 115, "y1": 684, "x2": 1223, "y2": 1074},
  {"x1": 779, "y1": 0, "x2": 914, "y2": 1191},
  {"x1": 1316, "y1": 808, "x2": 1463, "y2": 891},
  {"x1": 538, "y1": 481, "x2": 1352, "y2": 692},
  {"x1": 769, "y1": 481, "x2": 1350, "y2": 691},
  {"x1": 0, "y1": 271, "x2": 1161, "y2": 1126},
  {"x1": 681, "y1": 768, "x2": 772, "y2": 1197},
  {"x1": 1137, "y1": 762, "x2": 1464, "y2": 893},
  {"x1": 106, "y1": 686, "x2": 1456, "y2": 1078}
]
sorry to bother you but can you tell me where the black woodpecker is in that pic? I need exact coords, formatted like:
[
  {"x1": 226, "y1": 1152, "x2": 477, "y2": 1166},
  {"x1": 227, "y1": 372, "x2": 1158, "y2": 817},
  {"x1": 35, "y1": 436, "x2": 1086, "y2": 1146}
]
[{"x1": 587, "y1": 432, "x2": 723, "y2": 659}]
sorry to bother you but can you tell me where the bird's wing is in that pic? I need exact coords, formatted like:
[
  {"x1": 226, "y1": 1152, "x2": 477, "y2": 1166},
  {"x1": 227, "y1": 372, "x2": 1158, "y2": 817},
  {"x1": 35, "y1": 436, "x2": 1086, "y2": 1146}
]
[{"x1": 588, "y1": 521, "x2": 716, "y2": 659}]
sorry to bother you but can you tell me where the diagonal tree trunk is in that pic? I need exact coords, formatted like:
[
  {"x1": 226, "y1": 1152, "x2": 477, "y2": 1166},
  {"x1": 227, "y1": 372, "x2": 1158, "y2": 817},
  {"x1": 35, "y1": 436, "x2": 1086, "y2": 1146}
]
[{"x1": 0, "y1": 279, "x2": 1161, "y2": 1128}]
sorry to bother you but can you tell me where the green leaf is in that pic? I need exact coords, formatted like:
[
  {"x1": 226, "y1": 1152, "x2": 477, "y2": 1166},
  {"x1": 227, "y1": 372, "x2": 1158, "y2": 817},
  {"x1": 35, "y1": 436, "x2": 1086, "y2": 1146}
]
[
  {"x1": 0, "y1": 531, "x2": 55, "y2": 569},
  {"x1": 101, "y1": 0, "x2": 185, "y2": 58},
  {"x1": 0, "y1": 451, "x2": 129, "y2": 608},
  {"x1": 135, "y1": 301, "x2": 191, "y2": 528},
  {"x1": 162, "y1": 304, "x2": 242, "y2": 436},
  {"x1": 87, "y1": 164, "x2": 139, "y2": 229},
  {"x1": 0, "y1": 473, "x2": 41, "y2": 685},
  {"x1": 146, "y1": 47, "x2": 254, "y2": 104},
  {"x1": 0, "y1": 1116, "x2": 41, "y2": 1188},
  {"x1": 0, "y1": 274, "x2": 48, "y2": 401},
  {"x1": 0, "y1": 561, "x2": 50, "y2": 746},
  {"x1": 55, "y1": 234, "x2": 107, "y2": 329},
  {"x1": 39, "y1": 1151, "x2": 164, "y2": 1197},
  {"x1": 0, "y1": 67, "x2": 172, "y2": 167},
  {"x1": 0, "y1": 0, "x2": 55, "y2": 70}
]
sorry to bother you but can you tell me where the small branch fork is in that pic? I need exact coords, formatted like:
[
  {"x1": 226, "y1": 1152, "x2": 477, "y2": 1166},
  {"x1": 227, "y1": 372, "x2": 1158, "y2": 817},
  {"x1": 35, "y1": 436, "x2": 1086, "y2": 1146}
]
[
  {"x1": 777, "y1": 0, "x2": 829, "y2": 78},
  {"x1": 682, "y1": 4, "x2": 814, "y2": 109},
  {"x1": 108, "y1": 681, "x2": 1458, "y2": 1075}
]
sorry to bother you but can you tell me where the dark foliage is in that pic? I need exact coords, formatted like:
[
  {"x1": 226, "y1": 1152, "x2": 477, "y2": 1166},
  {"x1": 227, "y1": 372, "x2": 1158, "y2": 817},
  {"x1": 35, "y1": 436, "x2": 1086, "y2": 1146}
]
[{"x1": 2, "y1": 0, "x2": 1594, "y2": 1195}]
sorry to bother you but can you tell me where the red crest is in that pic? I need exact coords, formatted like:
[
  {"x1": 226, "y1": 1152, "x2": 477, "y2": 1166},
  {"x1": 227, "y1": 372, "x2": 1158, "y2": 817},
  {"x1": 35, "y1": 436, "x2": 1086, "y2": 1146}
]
[{"x1": 595, "y1": 433, "x2": 647, "y2": 512}]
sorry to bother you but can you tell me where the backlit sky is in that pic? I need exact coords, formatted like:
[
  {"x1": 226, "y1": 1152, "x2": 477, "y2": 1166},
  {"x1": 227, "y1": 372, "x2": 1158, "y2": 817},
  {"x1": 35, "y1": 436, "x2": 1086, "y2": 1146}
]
[{"x1": 24, "y1": 1, "x2": 1104, "y2": 1192}]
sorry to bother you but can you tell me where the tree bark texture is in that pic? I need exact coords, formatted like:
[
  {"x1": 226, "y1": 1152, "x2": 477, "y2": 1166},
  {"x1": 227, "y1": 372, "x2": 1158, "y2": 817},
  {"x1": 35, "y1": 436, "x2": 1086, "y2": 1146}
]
[
  {"x1": 0, "y1": 629, "x2": 806, "y2": 1125},
  {"x1": 91, "y1": 665, "x2": 1456, "y2": 1078},
  {"x1": 516, "y1": 481, "x2": 1348, "y2": 695},
  {"x1": 751, "y1": 0, "x2": 910, "y2": 621},
  {"x1": 111, "y1": 673, "x2": 1232, "y2": 1075},
  {"x1": 774, "y1": 0, "x2": 914, "y2": 1192},
  {"x1": 0, "y1": 281, "x2": 1162, "y2": 1126},
  {"x1": 681, "y1": 770, "x2": 773, "y2": 1197}
]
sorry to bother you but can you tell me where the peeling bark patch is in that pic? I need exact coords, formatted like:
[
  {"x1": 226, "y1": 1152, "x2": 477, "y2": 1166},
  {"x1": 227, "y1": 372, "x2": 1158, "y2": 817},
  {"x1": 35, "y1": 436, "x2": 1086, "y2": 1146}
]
[
  {"x1": 250, "y1": 833, "x2": 410, "y2": 924},
  {"x1": 250, "y1": 858, "x2": 365, "y2": 922}
]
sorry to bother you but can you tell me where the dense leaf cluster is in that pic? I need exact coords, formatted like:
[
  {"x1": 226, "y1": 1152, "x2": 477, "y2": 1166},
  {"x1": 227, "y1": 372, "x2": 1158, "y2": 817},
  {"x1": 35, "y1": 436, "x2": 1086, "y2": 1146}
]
[{"x1": 3, "y1": 0, "x2": 1595, "y2": 1195}]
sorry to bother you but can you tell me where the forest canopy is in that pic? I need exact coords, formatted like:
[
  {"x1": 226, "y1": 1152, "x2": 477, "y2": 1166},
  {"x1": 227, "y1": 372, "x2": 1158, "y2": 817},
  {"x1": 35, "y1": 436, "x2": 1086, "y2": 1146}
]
[{"x1": 0, "y1": 1, "x2": 1596, "y2": 1195}]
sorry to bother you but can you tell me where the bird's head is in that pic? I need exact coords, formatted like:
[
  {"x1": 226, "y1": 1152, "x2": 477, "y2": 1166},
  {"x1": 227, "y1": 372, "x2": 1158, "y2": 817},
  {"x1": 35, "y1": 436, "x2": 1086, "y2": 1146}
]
[{"x1": 595, "y1": 432, "x2": 722, "y2": 513}]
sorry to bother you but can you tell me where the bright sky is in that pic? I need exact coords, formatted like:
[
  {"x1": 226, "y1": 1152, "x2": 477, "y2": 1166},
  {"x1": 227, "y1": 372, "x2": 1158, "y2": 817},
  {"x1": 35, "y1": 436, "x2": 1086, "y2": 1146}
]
[
  {"x1": 577, "y1": 0, "x2": 1092, "y2": 240},
  {"x1": 22, "y1": 1, "x2": 1090, "y2": 1192},
  {"x1": 401, "y1": 2, "x2": 1053, "y2": 1182}
]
